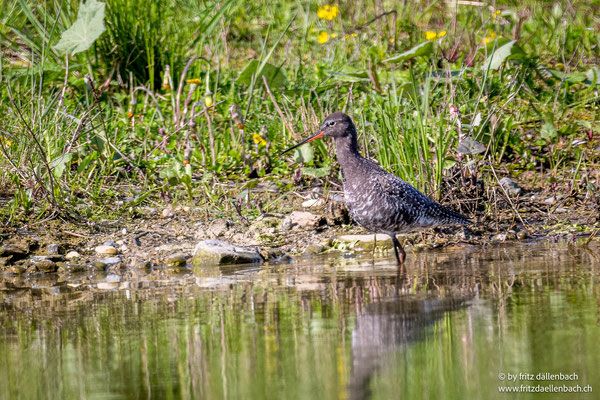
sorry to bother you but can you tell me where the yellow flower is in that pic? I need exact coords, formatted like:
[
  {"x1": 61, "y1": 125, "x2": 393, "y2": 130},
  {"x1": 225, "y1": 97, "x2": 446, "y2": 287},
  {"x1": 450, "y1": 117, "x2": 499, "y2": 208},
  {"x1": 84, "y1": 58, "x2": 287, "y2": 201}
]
[
  {"x1": 186, "y1": 78, "x2": 202, "y2": 85},
  {"x1": 330, "y1": 33, "x2": 337, "y2": 38},
  {"x1": 482, "y1": 29, "x2": 501, "y2": 44},
  {"x1": 318, "y1": 31, "x2": 329, "y2": 44},
  {"x1": 252, "y1": 133, "x2": 267, "y2": 146},
  {"x1": 426, "y1": 30, "x2": 447, "y2": 41},
  {"x1": 317, "y1": 4, "x2": 339, "y2": 20},
  {"x1": 389, "y1": 38, "x2": 395, "y2": 43},
  {"x1": 493, "y1": 10, "x2": 501, "y2": 20},
  {"x1": 0, "y1": 136, "x2": 11, "y2": 147}
]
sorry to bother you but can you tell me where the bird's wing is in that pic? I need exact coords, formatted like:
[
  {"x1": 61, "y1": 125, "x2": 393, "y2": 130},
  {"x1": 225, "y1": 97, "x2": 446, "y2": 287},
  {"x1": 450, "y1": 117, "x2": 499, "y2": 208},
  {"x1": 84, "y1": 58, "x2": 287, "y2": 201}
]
[{"x1": 377, "y1": 173, "x2": 470, "y2": 226}]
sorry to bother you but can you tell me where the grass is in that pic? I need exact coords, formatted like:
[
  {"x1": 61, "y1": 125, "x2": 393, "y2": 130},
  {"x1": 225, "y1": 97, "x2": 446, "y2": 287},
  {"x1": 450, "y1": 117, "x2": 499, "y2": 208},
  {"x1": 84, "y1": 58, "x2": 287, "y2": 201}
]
[{"x1": 1, "y1": 0, "x2": 599, "y2": 225}]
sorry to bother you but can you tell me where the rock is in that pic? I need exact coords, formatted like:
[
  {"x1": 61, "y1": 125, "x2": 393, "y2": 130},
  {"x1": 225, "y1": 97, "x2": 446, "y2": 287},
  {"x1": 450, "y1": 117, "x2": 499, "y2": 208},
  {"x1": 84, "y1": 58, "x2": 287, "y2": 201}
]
[
  {"x1": 281, "y1": 217, "x2": 293, "y2": 232},
  {"x1": 517, "y1": 231, "x2": 528, "y2": 240},
  {"x1": 544, "y1": 196, "x2": 557, "y2": 204},
  {"x1": 0, "y1": 244, "x2": 29, "y2": 262},
  {"x1": 29, "y1": 256, "x2": 58, "y2": 273},
  {"x1": 99, "y1": 257, "x2": 122, "y2": 266},
  {"x1": 103, "y1": 239, "x2": 117, "y2": 247},
  {"x1": 193, "y1": 240, "x2": 263, "y2": 265},
  {"x1": 166, "y1": 253, "x2": 189, "y2": 267},
  {"x1": 302, "y1": 198, "x2": 325, "y2": 208},
  {"x1": 6, "y1": 265, "x2": 27, "y2": 274},
  {"x1": 65, "y1": 250, "x2": 81, "y2": 260},
  {"x1": 92, "y1": 261, "x2": 107, "y2": 270},
  {"x1": 162, "y1": 207, "x2": 175, "y2": 218},
  {"x1": 205, "y1": 219, "x2": 234, "y2": 238},
  {"x1": 304, "y1": 244, "x2": 324, "y2": 255},
  {"x1": 95, "y1": 245, "x2": 118, "y2": 255},
  {"x1": 499, "y1": 177, "x2": 522, "y2": 196},
  {"x1": 248, "y1": 216, "x2": 283, "y2": 239},
  {"x1": 285, "y1": 211, "x2": 327, "y2": 230},
  {"x1": 492, "y1": 233, "x2": 506, "y2": 242},
  {"x1": 332, "y1": 234, "x2": 393, "y2": 251},
  {"x1": 46, "y1": 243, "x2": 60, "y2": 255},
  {"x1": 97, "y1": 282, "x2": 119, "y2": 290}
]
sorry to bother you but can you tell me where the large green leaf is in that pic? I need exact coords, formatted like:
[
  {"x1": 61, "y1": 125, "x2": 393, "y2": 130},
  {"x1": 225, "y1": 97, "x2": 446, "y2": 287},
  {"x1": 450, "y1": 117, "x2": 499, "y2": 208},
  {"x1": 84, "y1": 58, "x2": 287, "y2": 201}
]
[
  {"x1": 482, "y1": 40, "x2": 525, "y2": 71},
  {"x1": 293, "y1": 144, "x2": 314, "y2": 164},
  {"x1": 302, "y1": 166, "x2": 331, "y2": 178},
  {"x1": 328, "y1": 66, "x2": 370, "y2": 83},
  {"x1": 237, "y1": 60, "x2": 288, "y2": 88},
  {"x1": 55, "y1": 0, "x2": 106, "y2": 55},
  {"x1": 383, "y1": 41, "x2": 433, "y2": 63}
]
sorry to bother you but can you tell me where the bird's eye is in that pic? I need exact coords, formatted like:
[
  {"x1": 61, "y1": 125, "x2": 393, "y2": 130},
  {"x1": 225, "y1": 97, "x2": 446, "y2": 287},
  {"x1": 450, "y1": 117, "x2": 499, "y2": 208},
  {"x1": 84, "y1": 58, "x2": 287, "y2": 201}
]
[{"x1": 327, "y1": 121, "x2": 336, "y2": 127}]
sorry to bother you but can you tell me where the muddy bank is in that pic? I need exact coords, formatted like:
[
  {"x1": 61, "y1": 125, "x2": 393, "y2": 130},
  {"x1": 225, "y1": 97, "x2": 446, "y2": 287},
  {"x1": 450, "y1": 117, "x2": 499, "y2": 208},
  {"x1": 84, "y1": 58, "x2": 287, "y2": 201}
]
[{"x1": 0, "y1": 177, "x2": 599, "y2": 279}]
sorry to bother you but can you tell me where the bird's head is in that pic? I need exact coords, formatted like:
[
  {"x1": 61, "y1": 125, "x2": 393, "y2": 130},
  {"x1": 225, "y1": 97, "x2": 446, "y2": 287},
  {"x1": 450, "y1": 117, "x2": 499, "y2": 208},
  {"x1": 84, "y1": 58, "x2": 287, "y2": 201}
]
[{"x1": 281, "y1": 112, "x2": 355, "y2": 155}]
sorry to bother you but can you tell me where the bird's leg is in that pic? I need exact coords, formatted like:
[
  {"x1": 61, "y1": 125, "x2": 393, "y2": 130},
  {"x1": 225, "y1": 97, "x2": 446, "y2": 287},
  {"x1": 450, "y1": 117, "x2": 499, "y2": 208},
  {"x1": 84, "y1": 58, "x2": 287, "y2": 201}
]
[
  {"x1": 371, "y1": 233, "x2": 377, "y2": 262},
  {"x1": 389, "y1": 234, "x2": 406, "y2": 265}
]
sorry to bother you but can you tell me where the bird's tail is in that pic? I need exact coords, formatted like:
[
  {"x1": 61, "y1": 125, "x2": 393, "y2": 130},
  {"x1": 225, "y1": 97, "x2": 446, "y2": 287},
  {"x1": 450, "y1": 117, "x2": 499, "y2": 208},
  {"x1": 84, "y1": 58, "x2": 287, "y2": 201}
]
[{"x1": 437, "y1": 203, "x2": 472, "y2": 225}]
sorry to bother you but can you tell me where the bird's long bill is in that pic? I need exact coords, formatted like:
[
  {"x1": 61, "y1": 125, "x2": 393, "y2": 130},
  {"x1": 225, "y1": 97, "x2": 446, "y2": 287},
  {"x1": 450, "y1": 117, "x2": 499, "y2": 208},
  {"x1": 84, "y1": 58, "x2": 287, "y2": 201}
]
[{"x1": 280, "y1": 131, "x2": 324, "y2": 155}]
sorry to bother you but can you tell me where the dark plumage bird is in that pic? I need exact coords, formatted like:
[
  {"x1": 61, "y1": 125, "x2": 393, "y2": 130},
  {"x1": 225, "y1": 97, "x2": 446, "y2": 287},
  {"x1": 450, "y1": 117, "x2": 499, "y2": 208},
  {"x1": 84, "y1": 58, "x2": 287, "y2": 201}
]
[{"x1": 282, "y1": 112, "x2": 471, "y2": 264}]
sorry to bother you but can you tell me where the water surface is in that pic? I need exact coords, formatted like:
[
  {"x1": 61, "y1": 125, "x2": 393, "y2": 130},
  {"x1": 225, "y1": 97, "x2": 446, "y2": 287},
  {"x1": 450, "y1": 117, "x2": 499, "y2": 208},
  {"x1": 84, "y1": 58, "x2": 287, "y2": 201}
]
[{"x1": 1, "y1": 243, "x2": 599, "y2": 399}]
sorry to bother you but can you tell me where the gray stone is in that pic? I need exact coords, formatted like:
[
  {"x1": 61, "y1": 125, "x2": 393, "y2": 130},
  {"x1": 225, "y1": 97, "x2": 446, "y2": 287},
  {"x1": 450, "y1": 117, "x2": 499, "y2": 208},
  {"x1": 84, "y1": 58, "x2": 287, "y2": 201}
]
[
  {"x1": 332, "y1": 234, "x2": 393, "y2": 251},
  {"x1": 499, "y1": 177, "x2": 522, "y2": 196},
  {"x1": 285, "y1": 211, "x2": 326, "y2": 230},
  {"x1": 193, "y1": 240, "x2": 263, "y2": 265},
  {"x1": 47, "y1": 243, "x2": 60, "y2": 255},
  {"x1": 92, "y1": 261, "x2": 108, "y2": 270},
  {"x1": 65, "y1": 250, "x2": 81, "y2": 260},
  {"x1": 0, "y1": 245, "x2": 29, "y2": 260},
  {"x1": 99, "y1": 257, "x2": 122, "y2": 266},
  {"x1": 302, "y1": 198, "x2": 325, "y2": 208},
  {"x1": 166, "y1": 253, "x2": 189, "y2": 267},
  {"x1": 95, "y1": 245, "x2": 118, "y2": 255},
  {"x1": 304, "y1": 244, "x2": 324, "y2": 255},
  {"x1": 29, "y1": 256, "x2": 58, "y2": 273},
  {"x1": 205, "y1": 219, "x2": 234, "y2": 238},
  {"x1": 162, "y1": 207, "x2": 175, "y2": 218}
]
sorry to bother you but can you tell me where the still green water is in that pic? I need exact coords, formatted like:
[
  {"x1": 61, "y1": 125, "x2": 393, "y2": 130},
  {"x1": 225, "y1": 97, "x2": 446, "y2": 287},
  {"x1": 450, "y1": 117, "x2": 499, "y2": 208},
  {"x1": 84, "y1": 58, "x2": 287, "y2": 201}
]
[{"x1": 1, "y1": 243, "x2": 599, "y2": 399}]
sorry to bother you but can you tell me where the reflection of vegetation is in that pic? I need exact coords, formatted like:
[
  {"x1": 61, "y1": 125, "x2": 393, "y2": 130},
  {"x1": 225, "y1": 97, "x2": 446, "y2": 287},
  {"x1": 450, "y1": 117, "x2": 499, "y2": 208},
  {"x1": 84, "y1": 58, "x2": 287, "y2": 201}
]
[{"x1": 0, "y1": 245, "x2": 599, "y2": 399}]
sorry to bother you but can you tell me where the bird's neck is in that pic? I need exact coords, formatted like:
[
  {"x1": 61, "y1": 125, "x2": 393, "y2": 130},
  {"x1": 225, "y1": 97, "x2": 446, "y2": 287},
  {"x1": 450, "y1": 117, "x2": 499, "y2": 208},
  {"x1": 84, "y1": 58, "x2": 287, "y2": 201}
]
[{"x1": 333, "y1": 130, "x2": 363, "y2": 171}]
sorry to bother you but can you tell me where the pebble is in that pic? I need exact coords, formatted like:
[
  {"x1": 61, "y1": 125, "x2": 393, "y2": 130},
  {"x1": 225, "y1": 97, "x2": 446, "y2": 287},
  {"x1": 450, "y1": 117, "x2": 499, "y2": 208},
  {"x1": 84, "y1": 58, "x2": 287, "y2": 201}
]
[
  {"x1": 492, "y1": 233, "x2": 507, "y2": 242},
  {"x1": 47, "y1": 243, "x2": 60, "y2": 255},
  {"x1": 332, "y1": 234, "x2": 393, "y2": 251},
  {"x1": 304, "y1": 244, "x2": 324, "y2": 255},
  {"x1": 499, "y1": 177, "x2": 522, "y2": 196},
  {"x1": 193, "y1": 240, "x2": 263, "y2": 265},
  {"x1": 166, "y1": 253, "x2": 189, "y2": 267},
  {"x1": 7, "y1": 265, "x2": 27, "y2": 274},
  {"x1": 31, "y1": 259, "x2": 58, "y2": 273},
  {"x1": 95, "y1": 245, "x2": 118, "y2": 255},
  {"x1": 99, "y1": 257, "x2": 122, "y2": 266},
  {"x1": 285, "y1": 211, "x2": 327, "y2": 230},
  {"x1": 162, "y1": 207, "x2": 175, "y2": 218},
  {"x1": 65, "y1": 251, "x2": 81, "y2": 260},
  {"x1": 97, "y1": 282, "x2": 119, "y2": 290},
  {"x1": 92, "y1": 261, "x2": 107, "y2": 270},
  {"x1": 302, "y1": 198, "x2": 325, "y2": 208}
]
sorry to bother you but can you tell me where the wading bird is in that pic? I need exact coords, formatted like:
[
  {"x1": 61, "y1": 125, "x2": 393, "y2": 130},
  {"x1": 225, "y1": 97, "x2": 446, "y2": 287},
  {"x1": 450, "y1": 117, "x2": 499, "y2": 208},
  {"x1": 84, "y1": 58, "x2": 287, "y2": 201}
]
[{"x1": 281, "y1": 112, "x2": 471, "y2": 264}]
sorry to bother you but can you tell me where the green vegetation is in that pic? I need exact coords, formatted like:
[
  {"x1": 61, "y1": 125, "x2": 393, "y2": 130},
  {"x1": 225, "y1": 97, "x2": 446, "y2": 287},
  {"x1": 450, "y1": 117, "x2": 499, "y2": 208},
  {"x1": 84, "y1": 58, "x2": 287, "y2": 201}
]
[{"x1": 1, "y1": 0, "x2": 599, "y2": 224}]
